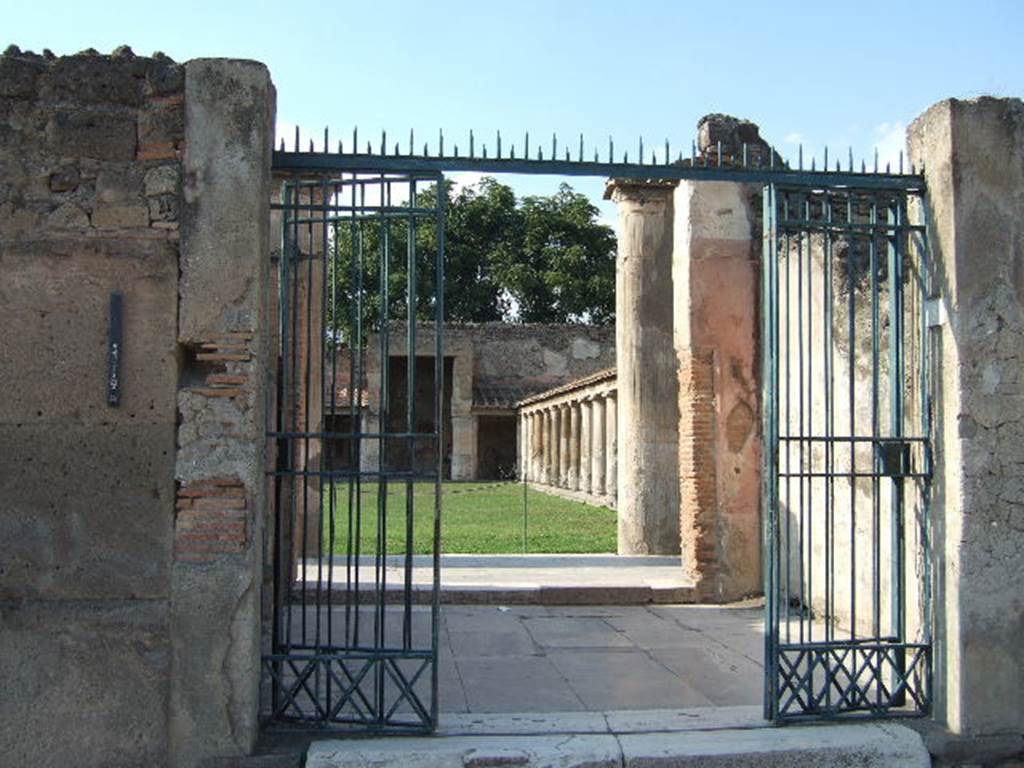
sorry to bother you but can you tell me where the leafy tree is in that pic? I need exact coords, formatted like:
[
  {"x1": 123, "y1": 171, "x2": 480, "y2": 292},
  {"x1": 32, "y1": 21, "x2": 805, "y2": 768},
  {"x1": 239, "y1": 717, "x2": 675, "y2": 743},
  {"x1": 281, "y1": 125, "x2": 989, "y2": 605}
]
[{"x1": 324, "y1": 176, "x2": 615, "y2": 342}]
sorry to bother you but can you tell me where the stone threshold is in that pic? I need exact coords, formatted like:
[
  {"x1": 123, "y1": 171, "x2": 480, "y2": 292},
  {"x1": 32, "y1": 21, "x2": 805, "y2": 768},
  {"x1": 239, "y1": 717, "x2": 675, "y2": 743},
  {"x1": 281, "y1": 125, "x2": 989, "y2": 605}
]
[
  {"x1": 301, "y1": 707, "x2": 931, "y2": 767},
  {"x1": 293, "y1": 554, "x2": 696, "y2": 605}
]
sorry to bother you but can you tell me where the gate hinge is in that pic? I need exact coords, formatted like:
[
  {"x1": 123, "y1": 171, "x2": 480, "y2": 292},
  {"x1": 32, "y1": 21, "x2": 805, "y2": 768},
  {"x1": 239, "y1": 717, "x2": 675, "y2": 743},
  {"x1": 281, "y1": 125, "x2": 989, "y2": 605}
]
[{"x1": 924, "y1": 298, "x2": 946, "y2": 328}]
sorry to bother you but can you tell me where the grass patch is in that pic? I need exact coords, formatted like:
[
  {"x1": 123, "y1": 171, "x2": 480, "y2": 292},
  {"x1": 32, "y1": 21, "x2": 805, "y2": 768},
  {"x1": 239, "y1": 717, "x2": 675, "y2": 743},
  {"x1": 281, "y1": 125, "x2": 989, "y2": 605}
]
[{"x1": 322, "y1": 481, "x2": 615, "y2": 554}]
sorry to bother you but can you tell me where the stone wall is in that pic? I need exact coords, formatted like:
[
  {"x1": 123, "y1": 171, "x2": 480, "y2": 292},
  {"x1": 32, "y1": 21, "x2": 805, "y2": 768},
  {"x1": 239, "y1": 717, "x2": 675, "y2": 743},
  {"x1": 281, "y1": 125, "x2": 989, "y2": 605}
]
[
  {"x1": 0, "y1": 47, "x2": 274, "y2": 768},
  {"x1": 0, "y1": 45, "x2": 185, "y2": 768}
]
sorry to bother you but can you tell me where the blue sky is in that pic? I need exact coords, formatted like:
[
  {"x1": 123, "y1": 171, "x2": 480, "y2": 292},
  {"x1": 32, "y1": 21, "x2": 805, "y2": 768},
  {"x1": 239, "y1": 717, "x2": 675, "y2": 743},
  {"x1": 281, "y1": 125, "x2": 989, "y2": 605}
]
[{"x1": 8, "y1": 0, "x2": 1022, "y2": 219}]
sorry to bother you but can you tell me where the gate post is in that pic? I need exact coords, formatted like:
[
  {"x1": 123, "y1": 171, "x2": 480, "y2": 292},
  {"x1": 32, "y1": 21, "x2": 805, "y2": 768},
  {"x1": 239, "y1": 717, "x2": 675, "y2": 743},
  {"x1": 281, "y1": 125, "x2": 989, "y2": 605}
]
[
  {"x1": 606, "y1": 179, "x2": 681, "y2": 555},
  {"x1": 171, "y1": 59, "x2": 274, "y2": 768},
  {"x1": 909, "y1": 97, "x2": 1024, "y2": 761}
]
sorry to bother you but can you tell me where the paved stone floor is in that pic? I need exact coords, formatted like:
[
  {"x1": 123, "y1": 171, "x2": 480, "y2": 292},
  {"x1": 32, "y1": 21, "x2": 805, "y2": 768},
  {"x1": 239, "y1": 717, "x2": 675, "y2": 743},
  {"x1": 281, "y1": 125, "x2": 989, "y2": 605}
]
[{"x1": 437, "y1": 602, "x2": 764, "y2": 713}]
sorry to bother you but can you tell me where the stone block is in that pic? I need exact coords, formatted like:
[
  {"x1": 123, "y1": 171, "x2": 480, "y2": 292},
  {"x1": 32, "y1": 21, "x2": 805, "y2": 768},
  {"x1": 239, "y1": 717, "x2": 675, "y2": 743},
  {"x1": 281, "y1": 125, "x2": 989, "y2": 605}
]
[
  {"x1": 149, "y1": 193, "x2": 179, "y2": 222},
  {"x1": 46, "y1": 108, "x2": 136, "y2": 161},
  {"x1": 145, "y1": 164, "x2": 181, "y2": 196},
  {"x1": 45, "y1": 201, "x2": 89, "y2": 228},
  {"x1": 0, "y1": 238, "x2": 179, "y2": 425},
  {"x1": 96, "y1": 165, "x2": 144, "y2": 203},
  {"x1": 0, "y1": 422, "x2": 175, "y2": 601},
  {"x1": 92, "y1": 202, "x2": 149, "y2": 228},
  {"x1": 0, "y1": 599, "x2": 170, "y2": 768},
  {"x1": 139, "y1": 101, "x2": 185, "y2": 146}
]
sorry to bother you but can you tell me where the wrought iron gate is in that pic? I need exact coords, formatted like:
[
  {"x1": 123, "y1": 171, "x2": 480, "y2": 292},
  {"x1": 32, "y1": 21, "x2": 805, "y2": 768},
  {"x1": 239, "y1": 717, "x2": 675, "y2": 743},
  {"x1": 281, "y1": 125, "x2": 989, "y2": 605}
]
[
  {"x1": 761, "y1": 182, "x2": 933, "y2": 721},
  {"x1": 263, "y1": 172, "x2": 445, "y2": 732}
]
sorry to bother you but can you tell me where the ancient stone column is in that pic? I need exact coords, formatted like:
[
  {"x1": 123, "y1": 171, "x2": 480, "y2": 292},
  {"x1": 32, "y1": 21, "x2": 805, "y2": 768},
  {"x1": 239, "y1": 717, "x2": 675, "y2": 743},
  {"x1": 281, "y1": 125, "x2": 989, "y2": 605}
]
[
  {"x1": 530, "y1": 411, "x2": 542, "y2": 483},
  {"x1": 558, "y1": 403, "x2": 570, "y2": 488},
  {"x1": 606, "y1": 391, "x2": 617, "y2": 500},
  {"x1": 607, "y1": 180, "x2": 681, "y2": 554},
  {"x1": 567, "y1": 401, "x2": 580, "y2": 490},
  {"x1": 549, "y1": 407, "x2": 560, "y2": 487},
  {"x1": 449, "y1": 353, "x2": 477, "y2": 479},
  {"x1": 579, "y1": 399, "x2": 592, "y2": 494},
  {"x1": 519, "y1": 411, "x2": 530, "y2": 480},
  {"x1": 591, "y1": 396, "x2": 606, "y2": 497}
]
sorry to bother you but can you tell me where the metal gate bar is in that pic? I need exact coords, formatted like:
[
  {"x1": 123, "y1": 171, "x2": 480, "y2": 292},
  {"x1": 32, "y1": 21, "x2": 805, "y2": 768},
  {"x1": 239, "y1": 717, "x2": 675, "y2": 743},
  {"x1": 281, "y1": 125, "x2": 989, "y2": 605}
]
[
  {"x1": 762, "y1": 183, "x2": 933, "y2": 722},
  {"x1": 263, "y1": 172, "x2": 445, "y2": 732}
]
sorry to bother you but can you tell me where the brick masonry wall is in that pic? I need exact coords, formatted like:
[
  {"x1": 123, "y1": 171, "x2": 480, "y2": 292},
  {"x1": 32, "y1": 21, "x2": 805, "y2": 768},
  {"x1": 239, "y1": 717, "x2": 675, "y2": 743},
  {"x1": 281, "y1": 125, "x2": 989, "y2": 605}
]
[{"x1": 0, "y1": 45, "x2": 184, "y2": 767}]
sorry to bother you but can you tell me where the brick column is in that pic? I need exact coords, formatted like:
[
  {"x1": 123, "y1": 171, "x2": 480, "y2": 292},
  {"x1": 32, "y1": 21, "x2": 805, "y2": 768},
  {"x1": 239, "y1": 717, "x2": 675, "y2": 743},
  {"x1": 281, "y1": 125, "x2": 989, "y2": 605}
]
[
  {"x1": 673, "y1": 174, "x2": 762, "y2": 601},
  {"x1": 591, "y1": 396, "x2": 606, "y2": 497},
  {"x1": 607, "y1": 180, "x2": 681, "y2": 554}
]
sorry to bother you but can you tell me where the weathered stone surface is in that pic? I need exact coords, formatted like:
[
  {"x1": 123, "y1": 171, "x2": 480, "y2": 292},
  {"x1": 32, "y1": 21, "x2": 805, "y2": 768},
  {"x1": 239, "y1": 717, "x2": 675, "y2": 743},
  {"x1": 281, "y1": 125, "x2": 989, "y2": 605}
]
[
  {"x1": 41, "y1": 53, "x2": 149, "y2": 106},
  {"x1": 179, "y1": 59, "x2": 274, "y2": 341},
  {"x1": 0, "y1": 54, "x2": 45, "y2": 98},
  {"x1": 0, "y1": 423, "x2": 174, "y2": 600},
  {"x1": 46, "y1": 108, "x2": 137, "y2": 161},
  {"x1": 92, "y1": 202, "x2": 149, "y2": 228},
  {"x1": 45, "y1": 200, "x2": 89, "y2": 227},
  {"x1": 145, "y1": 164, "x2": 181, "y2": 196},
  {"x1": 0, "y1": 600, "x2": 170, "y2": 768},
  {"x1": 608, "y1": 180, "x2": 681, "y2": 555},
  {"x1": 909, "y1": 96, "x2": 1024, "y2": 742},
  {"x1": 0, "y1": 240, "x2": 179, "y2": 425}
]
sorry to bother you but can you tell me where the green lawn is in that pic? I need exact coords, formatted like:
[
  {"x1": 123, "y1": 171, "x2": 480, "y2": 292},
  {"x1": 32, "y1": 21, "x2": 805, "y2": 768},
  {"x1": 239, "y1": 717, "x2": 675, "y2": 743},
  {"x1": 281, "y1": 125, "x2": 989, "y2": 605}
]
[{"x1": 321, "y1": 481, "x2": 615, "y2": 554}]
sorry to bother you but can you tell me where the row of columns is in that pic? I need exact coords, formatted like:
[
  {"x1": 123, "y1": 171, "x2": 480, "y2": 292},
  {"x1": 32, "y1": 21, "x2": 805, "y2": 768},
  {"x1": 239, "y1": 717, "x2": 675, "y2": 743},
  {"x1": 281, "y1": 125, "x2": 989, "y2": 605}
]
[{"x1": 519, "y1": 389, "x2": 617, "y2": 502}]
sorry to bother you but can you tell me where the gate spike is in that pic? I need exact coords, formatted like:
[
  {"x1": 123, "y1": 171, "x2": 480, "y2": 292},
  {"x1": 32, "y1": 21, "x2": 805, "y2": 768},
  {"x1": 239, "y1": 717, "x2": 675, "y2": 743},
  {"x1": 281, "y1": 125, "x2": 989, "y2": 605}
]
[
  {"x1": 824, "y1": 145, "x2": 828, "y2": 171},
  {"x1": 470, "y1": 129, "x2": 474, "y2": 158},
  {"x1": 899, "y1": 150, "x2": 904, "y2": 174},
  {"x1": 279, "y1": 137, "x2": 285, "y2": 151},
  {"x1": 874, "y1": 147, "x2": 878, "y2": 173},
  {"x1": 811, "y1": 157, "x2": 816, "y2": 172},
  {"x1": 381, "y1": 130, "x2": 386, "y2": 155},
  {"x1": 294, "y1": 125, "x2": 299, "y2": 152},
  {"x1": 439, "y1": 129, "x2": 444, "y2": 157},
  {"x1": 454, "y1": 144, "x2": 459, "y2": 158},
  {"x1": 338, "y1": 140, "x2": 343, "y2": 154},
  {"x1": 580, "y1": 133, "x2": 584, "y2": 163},
  {"x1": 324, "y1": 127, "x2": 329, "y2": 153},
  {"x1": 639, "y1": 136, "x2": 644, "y2": 165},
  {"x1": 595, "y1": 149, "x2": 599, "y2": 162},
  {"x1": 352, "y1": 126, "x2": 357, "y2": 155},
  {"x1": 409, "y1": 129, "x2": 414, "y2": 155},
  {"x1": 862, "y1": 159, "x2": 866, "y2": 173},
  {"x1": 769, "y1": 145, "x2": 775, "y2": 169},
  {"x1": 510, "y1": 144, "x2": 516, "y2": 160},
  {"x1": 848, "y1": 147, "x2": 853, "y2": 172},
  {"x1": 677, "y1": 150, "x2": 683, "y2": 163},
  {"x1": 524, "y1": 132, "x2": 530, "y2": 159},
  {"x1": 609, "y1": 136, "x2": 614, "y2": 164},
  {"x1": 538, "y1": 146, "x2": 543, "y2": 161},
  {"x1": 497, "y1": 130, "x2": 502, "y2": 159},
  {"x1": 798, "y1": 144, "x2": 803, "y2": 171},
  {"x1": 836, "y1": 158, "x2": 840, "y2": 172},
  {"x1": 717, "y1": 140, "x2": 722, "y2": 167},
  {"x1": 623, "y1": 150, "x2": 628, "y2": 164},
  {"x1": 665, "y1": 139, "x2": 670, "y2": 166},
  {"x1": 691, "y1": 140, "x2": 696, "y2": 165},
  {"x1": 911, "y1": 161, "x2": 916, "y2": 175},
  {"x1": 886, "y1": 161, "x2": 891, "y2": 174},
  {"x1": 483, "y1": 145, "x2": 488, "y2": 159},
  {"x1": 552, "y1": 133, "x2": 557, "y2": 162},
  {"x1": 394, "y1": 142, "x2": 399, "y2": 156},
  {"x1": 309, "y1": 138, "x2": 313, "y2": 152},
  {"x1": 742, "y1": 142, "x2": 748, "y2": 168},
  {"x1": 565, "y1": 148, "x2": 570, "y2": 162},
  {"x1": 423, "y1": 142, "x2": 428, "y2": 157}
]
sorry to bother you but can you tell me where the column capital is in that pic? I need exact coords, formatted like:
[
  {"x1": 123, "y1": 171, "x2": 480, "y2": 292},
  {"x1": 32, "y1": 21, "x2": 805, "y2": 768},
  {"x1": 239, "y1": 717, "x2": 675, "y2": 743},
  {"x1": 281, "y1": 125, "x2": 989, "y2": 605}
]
[{"x1": 604, "y1": 178, "x2": 678, "y2": 204}]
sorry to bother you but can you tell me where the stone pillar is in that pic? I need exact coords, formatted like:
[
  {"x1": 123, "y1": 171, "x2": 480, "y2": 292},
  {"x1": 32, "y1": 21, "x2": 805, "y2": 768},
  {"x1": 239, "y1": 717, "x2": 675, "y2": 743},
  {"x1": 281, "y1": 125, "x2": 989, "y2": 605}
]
[
  {"x1": 673, "y1": 173, "x2": 762, "y2": 601},
  {"x1": 449, "y1": 353, "x2": 476, "y2": 480},
  {"x1": 173, "y1": 59, "x2": 274, "y2": 768},
  {"x1": 567, "y1": 401, "x2": 580, "y2": 490},
  {"x1": 529, "y1": 411, "x2": 541, "y2": 483},
  {"x1": 558, "y1": 404, "x2": 570, "y2": 487},
  {"x1": 909, "y1": 97, "x2": 1024, "y2": 757},
  {"x1": 548, "y1": 407, "x2": 559, "y2": 487},
  {"x1": 607, "y1": 180, "x2": 681, "y2": 554},
  {"x1": 606, "y1": 392, "x2": 617, "y2": 501},
  {"x1": 579, "y1": 399, "x2": 592, "y2": 494},
  {"x1": 591, "y1": 397, "x2": 606, "y2": 497}
]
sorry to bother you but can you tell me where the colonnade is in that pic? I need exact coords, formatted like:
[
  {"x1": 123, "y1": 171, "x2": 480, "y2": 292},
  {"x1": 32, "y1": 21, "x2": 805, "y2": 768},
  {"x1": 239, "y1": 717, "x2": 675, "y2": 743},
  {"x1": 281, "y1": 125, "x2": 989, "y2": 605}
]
[{"x1": 517, "y1": 370, "x2": 617, "y2": 507}]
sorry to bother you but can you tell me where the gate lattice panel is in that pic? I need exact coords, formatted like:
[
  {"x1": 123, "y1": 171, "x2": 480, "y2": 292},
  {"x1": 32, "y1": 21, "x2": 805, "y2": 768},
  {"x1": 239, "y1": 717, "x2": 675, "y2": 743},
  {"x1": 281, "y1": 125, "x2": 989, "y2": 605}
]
[
  {"x1": 761, "y1": 182, "x2": 934, "y2": 722},
  {"x1": 264, "y1": 172, "x2": 445, "y2": 733}
]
